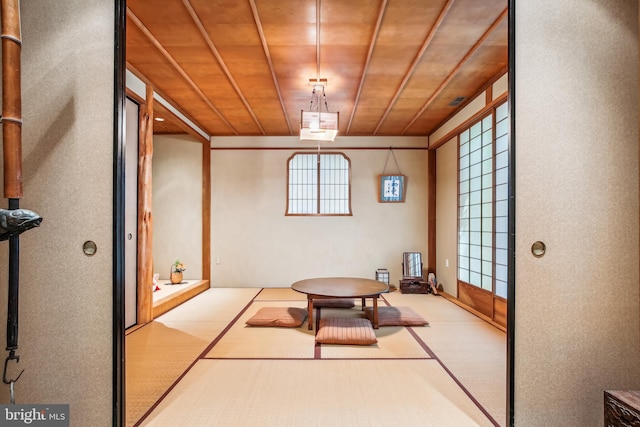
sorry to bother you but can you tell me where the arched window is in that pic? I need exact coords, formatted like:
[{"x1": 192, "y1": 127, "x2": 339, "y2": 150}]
[{"x1": 286, "y1": 152, "x2": 352, "y2": 216}]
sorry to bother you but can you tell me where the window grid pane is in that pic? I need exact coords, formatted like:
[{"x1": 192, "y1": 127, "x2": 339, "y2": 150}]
[
  {"x1": 319, "y1": 154, "x2": 349, "y2": 214},
  {"x1": 287, "y1": 153, "x2": 351, "y2": 215},
  {"x1": 458, "y1": 101, "x2": 509, "y2": 300}
]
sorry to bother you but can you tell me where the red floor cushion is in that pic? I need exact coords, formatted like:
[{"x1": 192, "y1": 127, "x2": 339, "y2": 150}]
[
  {"x1": 315, "y1": 317, "x2": 377, "y2": 345},
  {"x1": 245, "y1": 307, "x2": 307, "y2": 327},
  {"x1": 363, "y1": 306, "x2": 428, "y2": 326},
  {"x1": 313, "y1": 298, "x2": 355, "y2": 308}
]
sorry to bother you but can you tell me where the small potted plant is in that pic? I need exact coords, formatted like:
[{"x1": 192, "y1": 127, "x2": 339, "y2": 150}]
[{"x1": 170, "y1": 259, "x2": 186, "y2": 284}]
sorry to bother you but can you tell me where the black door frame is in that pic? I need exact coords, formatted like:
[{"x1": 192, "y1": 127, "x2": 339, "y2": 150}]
[
  {"x1": 110, "y1": 2, "x2": 518, "y2": 426},
  {"x1": 113, "y1": 0, "x2": 126, "y2": 426},
  {"x1": 506, "y1": 0, "x2": 516, "y2": 426}
]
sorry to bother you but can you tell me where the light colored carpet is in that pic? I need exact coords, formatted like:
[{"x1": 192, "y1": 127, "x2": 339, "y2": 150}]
[
  {"x1": 317, "y1": 307, "x2": 431, "y2": 359},
  {"x1": 126, "y1": 288, "x2": 261, "y2": 426},
  {"x1": 157, "y1": 287, "x2": 261, "y2": 322},
  {"x1": 139, "y1": 359, "x2": 495, "y2": 427},
  {"x1": 206, "y1": 301, "x2": 316, "y2": 359},
  {"x1": 126, "y1": 319, "x2": 226, "y2": 425},
  {"x1": 127, "y1": 288, "x2": 506, "y2": 427},
  {"x1": 205, "y1": 303, "x2": 432, "y2": 360},
  {"x1": 382, "y1": 291, "x2": 481, "y2": 323},
  {"x1": 383, "y1": 292, "x2": 507, "y2": 424}
]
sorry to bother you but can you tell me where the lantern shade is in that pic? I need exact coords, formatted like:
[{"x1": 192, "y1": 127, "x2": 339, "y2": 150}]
[{"x1": 300, "y1": 110, "x2": 339, "y2": 142}]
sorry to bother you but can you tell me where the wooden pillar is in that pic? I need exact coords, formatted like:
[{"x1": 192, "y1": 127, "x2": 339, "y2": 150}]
[
  {"x1": 136, "y1": 85, "x2": 154, "y2": 324},
  {"x1": 427, "y1": 148, "x2": 436, "y2": 273},
  {"x1": 202, "y1": 137, "x2": 211, "y2": 281}
]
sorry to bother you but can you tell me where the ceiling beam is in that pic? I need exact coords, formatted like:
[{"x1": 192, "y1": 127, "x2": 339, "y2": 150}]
[
  {"x1": 248, "y1": 0, "x2": 293, "y2": 135},
  {"x1": 402, "y1": 7, "x2": 509, "y2": 135},
  {"x1": 182, "y1": 0, "x2": 266, "y2": 135},
  {"x1": 126, "y1": 7, "x2": 239, "y2": 135},
  {"x1": 346, "y1": 0, "x2": 388, "y2": 135},
  {"x1": 373, "y1": 0, "x2": 455, "y2": 135}
]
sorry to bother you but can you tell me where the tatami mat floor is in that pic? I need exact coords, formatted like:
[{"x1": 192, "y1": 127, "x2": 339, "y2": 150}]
[{"x1": 126, "y1": 287, "x2": 506, "y2": 426}]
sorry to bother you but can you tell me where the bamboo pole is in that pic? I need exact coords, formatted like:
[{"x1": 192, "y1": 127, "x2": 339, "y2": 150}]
[
  {"x1": 1, "y1": 1, "x2": 24, "y2": 398},
  {"x1": 136, "y1": 85, "x2": 154, "y2": 325},
  {"x1": 1, "y1": 0, "x2": 22, "y2": 199}
]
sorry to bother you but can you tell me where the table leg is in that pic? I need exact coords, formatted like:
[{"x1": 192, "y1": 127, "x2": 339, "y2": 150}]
[
  {"x1": 372, "y1": 297, "x2": 379, "y2": 329},
  {"x1": 361, "y1": 297, "x2": 366, "y2": 310},
  {"x1": 307, "y1": 297, "x2": 313, "y2": 330}
]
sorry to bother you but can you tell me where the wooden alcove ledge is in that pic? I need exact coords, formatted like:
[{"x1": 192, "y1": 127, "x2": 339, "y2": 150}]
[{"x1": 152, "y1": 279, "x2": 210, "y2": 319}]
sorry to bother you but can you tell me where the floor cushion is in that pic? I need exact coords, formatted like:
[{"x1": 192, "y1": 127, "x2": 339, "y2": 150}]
[
  {"x1": 363, "y1": 306, "x2": 428, "y2": 326},
  {"x1": 315, "y1": 317, "x2": 377, "y2": 345},
  {"x1": 245, "y1": 307, "x2": 307, "y2": 327},
  {"x1": 313, "y1": 298, "x2": 355, "y2": 308}
]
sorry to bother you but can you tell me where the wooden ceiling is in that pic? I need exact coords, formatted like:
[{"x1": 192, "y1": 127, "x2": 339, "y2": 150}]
[{"x1": 126, "y1": 0, "x2": 508, "y2": 138}]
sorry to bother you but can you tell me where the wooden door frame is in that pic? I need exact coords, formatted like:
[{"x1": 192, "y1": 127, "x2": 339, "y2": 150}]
[{"x1": 112, "y1": 1, "x2": 513, "y2": 427}]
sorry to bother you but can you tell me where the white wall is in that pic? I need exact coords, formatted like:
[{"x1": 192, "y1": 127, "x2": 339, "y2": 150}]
[
  {"x1": 0, "y1": 1, "x2": 114, "y2": 423},
  {"x1": 435, "y1": 137, "x2": 458, "y2": 294},
  {"x1": 153, "y1": 134, "x2": 203, "y2": 280},
  {"x1": 515, "y1": 1, "x2": 640, "y2": 425},
  {"x1": 210, "y1": 136, "x2": 429, "y2": 287}
]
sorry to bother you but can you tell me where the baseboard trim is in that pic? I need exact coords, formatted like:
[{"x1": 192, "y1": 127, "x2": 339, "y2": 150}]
[{"x1": 439, "y1": 291, "x2": 506, "y2": 332}]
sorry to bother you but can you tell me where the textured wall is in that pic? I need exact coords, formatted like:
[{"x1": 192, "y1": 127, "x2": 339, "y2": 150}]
[
  {"x1": 434, "y1": 138, "x2": 458, "y2": 295},
  {"x1": 515, "y1": 1, "x2": 640, "y2": 425},
  {"x1": 0, "y1": 1, "x2": 114, "y2": 424},
  {"x1": 210, "y1": 137, "x2": 429, "y2": 287},
  {"x1": 153, "y1": 134, "x2": 203, "y2": 280}
]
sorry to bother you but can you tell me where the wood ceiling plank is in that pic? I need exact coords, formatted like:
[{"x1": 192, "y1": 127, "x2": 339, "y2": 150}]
[
  {"x1": 188, "y1": 0, "x2": 257, "y2": 24},
  {"x1": 268, "y1": 46, "x2": 316, "y2": 66},
  {"x1": 320, "y1": 23, "x2": 375, "y2": 46},
  {"x1": 401, "y1": 7, "x2": 508, "y2": 134},
  {"x1": 128, "y1": 0, "x2": 203, "y2": 47},
  {"x1": 346, "y1": 0, "x2": 448, "y2": 134},
  {"x1": 127, "y1": 8, "x2": 239, "y2": 134},
  {"x1": 198, "y1": 24, "x2": 263, "y2": 46},
  {"x1": 126, "y1": 0, "x2": 509, "y2": 138},
  {"x1": 152, "y1": 120, "x2": 186, "y2": 135},
  {"x1": 183, "y1": 0, "x2": 266, "y2": 134},
  {"x1": 321, "y1": 0, "x2": 380, "y2": 23},
  {"x1": 345, "y1": 0, "x2": 387, "y2": 134},
  {"x1": 260, "y1": 23, "x2": 316, "y2": 46},
  {"x1": 254, "y1": 0, "x2": 316, "y2": 24},
  {"x1": 372, "y1": 0, "x2": 455, "y2": 134},
  {"x1": 130, "y1": 0, "x2": 274, "y2": 135},
  {"x1": 189, "y1": 0, "x2": 298, "y2": 134},
  {"x1": 248, "y1": 0, "x2": 294, "y2": 134},
  {"x1": 394, "y1": 15, "x2": 507, "y2": 134}
]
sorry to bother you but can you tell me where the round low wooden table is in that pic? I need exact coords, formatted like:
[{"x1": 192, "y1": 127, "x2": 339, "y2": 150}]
[{"x1": 291, "y1": 277, "x2": 389, "y2": 330}]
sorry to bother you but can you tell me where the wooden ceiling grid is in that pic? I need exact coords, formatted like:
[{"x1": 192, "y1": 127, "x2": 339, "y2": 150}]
[
  {"x1": 125, "y1": 0, "x2": 508, "y2": 138},
  {"x1": 127, "y1": 13, "x2": 235, "y2": 135},
  {"x1": 401, "y1": 7, "x2": 509, "y2": 135}
]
